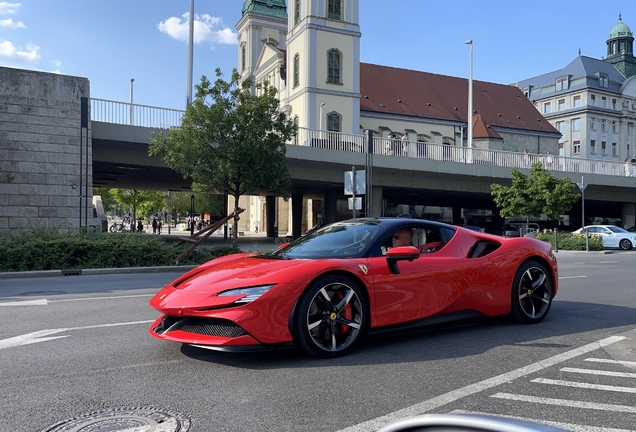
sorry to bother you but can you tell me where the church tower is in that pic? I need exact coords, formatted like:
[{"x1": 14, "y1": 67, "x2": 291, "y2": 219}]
[
  {"x1": 605, "y1": 14, "x2": 636, "y2": 78},
  {"x1": 236, "y1": 0, "x2": 288, "y2": 83},
  {"x1": 286, "y1": 0, "x2": 361, "y2": 134}
]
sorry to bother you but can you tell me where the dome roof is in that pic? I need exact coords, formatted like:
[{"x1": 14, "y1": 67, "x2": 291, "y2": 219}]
[{"x1": 608, "y1": 15, "x2": 633, "y2": 39}]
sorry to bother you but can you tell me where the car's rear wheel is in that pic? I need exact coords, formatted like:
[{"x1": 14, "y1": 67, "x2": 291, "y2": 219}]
[
  {"x1": 293, "y1": 275, "x2": 367, "y2": 358},
  {"x1": 619, "y1": 239, "x2": 632, "y2": 250},
  {"x1": 511, "y1": 261, "x2": 553, "y2": 324}
]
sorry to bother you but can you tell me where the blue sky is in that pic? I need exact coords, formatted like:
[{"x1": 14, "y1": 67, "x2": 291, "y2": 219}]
[{"x1": 1, "y1": 1, "x2": 633, "y2": 110}]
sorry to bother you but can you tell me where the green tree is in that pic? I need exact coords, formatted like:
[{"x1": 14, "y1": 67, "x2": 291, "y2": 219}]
[
  {"x1": 149, "y1": 68, "x2": 296, "y2": 245},
  {"x1": 491, "y1": 162, "x2": 579, "y2": 225},
  {"x1": 112, "y1": 189, "x2": 159, "y2": 231}
]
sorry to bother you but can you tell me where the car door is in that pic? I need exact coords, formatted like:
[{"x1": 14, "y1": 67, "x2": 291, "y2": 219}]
[
  {"x1": 597, "y1": 227, "x2": 617, "y2": 247},
  {"x1": 367, "y1": 229, "x2": 478, "y2": 328}
]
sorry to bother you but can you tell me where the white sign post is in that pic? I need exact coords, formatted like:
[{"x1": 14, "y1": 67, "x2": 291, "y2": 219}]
[
  {"x1": 576, "y1": 175, "x2": 589, "y2": 251},
  {"x1": 345, "y1": 167, "x2": 365, "y2": 218}
]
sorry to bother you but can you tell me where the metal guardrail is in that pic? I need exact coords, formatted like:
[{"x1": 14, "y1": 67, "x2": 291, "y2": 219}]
[
  {"x1": 90, "y1": 98, "x2": 635, "y2": 179},
  {"x1": 91, "y1": 98, "x2": 184, "y2": 129}
]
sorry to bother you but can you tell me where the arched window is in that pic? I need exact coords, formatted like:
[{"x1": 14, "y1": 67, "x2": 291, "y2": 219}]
[
  {"x1": 327, "y1": 0, "x2": 341, "y2": 20},
  {"x1": 293, "y1": 54, "x2": 300, "y2": 88},
  {"x1": 241, "y1": 44, "x2": 246, "y2": 72},
  {"x1": 327, "y1": 112, "x2": 341, "y2": 132},
  {"x1": 294, "y1": 0, "x2": 300, "y2": 25},
  {"x1": 327, "y1": 49, "x2": 341, "y2": 84}
]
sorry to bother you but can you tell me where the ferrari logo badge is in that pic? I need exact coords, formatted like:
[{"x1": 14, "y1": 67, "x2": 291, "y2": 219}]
[{"x1": 359, "y1": 264, "x2": 368, "y2": 275}]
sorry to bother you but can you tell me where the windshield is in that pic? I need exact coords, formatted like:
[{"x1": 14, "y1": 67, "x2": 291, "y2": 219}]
[{"x1": 269, "y1": 221, "x2": 383, "y2": 259}]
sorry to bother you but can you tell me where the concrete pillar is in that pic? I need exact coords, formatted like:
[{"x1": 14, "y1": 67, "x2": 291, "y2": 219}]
[
  {"x1": 372, "y1": 186, "x2": 383, "y2": 218},
  {"x1": 291, "y1": 192, "x2": 303, "y2": 239},
  {"x1": 452, "y1": 206, "x2": 463, "y2": 226},
  {"x1": 266, "y1": 195, "x2": 276, "y2": 237},
  {"x1": 622, "y1": 202, "x2": 636, "y2": 229},
  {"x1": 324, "y1": 189, "x2": 338, "y2": 224}
]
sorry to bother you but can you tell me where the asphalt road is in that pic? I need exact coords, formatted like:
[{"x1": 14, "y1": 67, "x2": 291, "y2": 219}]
[{"x1": 0, "y1": 251, "x2": 635, "y2": 432}]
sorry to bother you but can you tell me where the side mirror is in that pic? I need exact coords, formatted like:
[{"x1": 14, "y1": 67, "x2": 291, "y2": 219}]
[{"x1": 386, "y1": 246, "x2": 420, "y2": 274}]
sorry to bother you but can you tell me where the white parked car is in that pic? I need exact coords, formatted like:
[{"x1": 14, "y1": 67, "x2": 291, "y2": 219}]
[{"x1": 573, "y1": 225, "x2": 636, "y2": 250}]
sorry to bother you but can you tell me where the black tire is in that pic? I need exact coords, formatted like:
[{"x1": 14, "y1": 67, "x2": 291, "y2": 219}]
[
  {"x1": 293, "y1": 275, "x2": 368, "y2": 358},
  {"x1": 511, "y1": 261, "x2": 553, "y2": 324},
  {"x1": 619, "y1": 239, "x2": 632, "y2": 250},
  {"x1": 109, "y1": 224, "x2": 118, "y2": 233}
]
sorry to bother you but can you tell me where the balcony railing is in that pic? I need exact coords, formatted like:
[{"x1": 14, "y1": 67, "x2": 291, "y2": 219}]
[{"x1": 89, "y1": 99, "x2": 634, "y2": 179}]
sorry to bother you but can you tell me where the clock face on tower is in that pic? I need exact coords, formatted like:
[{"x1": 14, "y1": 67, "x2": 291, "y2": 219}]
[{"x1": 266, "y1": 0, "x2": 273, "y2": 6}]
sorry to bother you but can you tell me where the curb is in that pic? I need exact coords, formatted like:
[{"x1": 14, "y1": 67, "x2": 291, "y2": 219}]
[{"x1": 0, "y1": 265, "x2": 197, "y2": 279}]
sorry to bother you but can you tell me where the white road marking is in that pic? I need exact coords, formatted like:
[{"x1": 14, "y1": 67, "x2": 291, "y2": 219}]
[
  {"x1": 335, "y1": 336, "x2": 626, "y2": 432},
  {"x1": 0, "y1": 320, "x2": 155, "y2": 350},
  {"x1": 491, "y1": 392, "x2": 636, "y2": 413},
  {"x1": 585, "y1": 357, "x2": 636, "y2": 368},
  {"x1": 560, "y1": 275, "x2": 587, "y2": 279},
  {"x1": 0, "y1": 299, "x2": 48, "y2": 306},
  {"x1": 562, "y1": 367, "x2": 636, "y2": 379},
  {"x1": 450, "y1": 409, "x2": 635, "y2": 432},
  {"x1": 532, "y1": 378, "x2": 636, "y2": 393},
  {"x1": 0, "y1": 294, "x2": 154, "y2": 307}
]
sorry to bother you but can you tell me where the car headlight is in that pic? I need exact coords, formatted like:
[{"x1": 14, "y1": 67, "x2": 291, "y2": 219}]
[{"x1": 217, "y1": 285, "x2": 275, "y2": 304}]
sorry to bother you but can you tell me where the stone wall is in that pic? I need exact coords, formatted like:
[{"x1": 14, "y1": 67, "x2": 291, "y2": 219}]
[{"x1": 0, "y1": 67, "x2": 91, "y2": 230}]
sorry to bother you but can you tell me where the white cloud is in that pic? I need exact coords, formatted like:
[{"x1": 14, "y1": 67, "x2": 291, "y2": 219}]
[
  {"x1": 0, "y1": 17, "x2": 25, "y2": 28},
  {"x1": 0, "y1": 2, "x2": 20, "y2": 15},
  {"x1": 0, "y1": 39, "x2": 40, "y2": 61},
  {"x1": 157, "y1": 12, "x2": 237, "y2": 46}
]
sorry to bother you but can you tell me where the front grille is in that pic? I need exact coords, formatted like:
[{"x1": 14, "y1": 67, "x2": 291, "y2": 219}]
[{"x1": 173, "y1": 317, "x2": 247, "y2": 338}]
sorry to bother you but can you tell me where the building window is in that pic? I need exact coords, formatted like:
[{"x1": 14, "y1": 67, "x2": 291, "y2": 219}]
[
  {"x1": 558, "y1": 99, "x2": 565, "y2": 110},
  {"x1": 590, "y1": 140, "x2": 596, "y2": 154},
  {"x1": 327, "y1": 112, "x2": 341, "y2": 132},
  {"x1": 612, "y1": 98, "x2": 617, "y2": 109},
  {"x1": 601, "y1": 96, "x2": 607, "y2": 108},
  {"x1": 556, "y1": 76, "x2": 569, "y2": 90},
  {"x1": 573, "y1": 95, "x2": 581, "y2": 107},
  {"x1": 601, "y1": 119, "x2": 606, "y2": 132},
  {"x1": 556, "y1": 121, "x2": 565, "y2": 133},
  {"x1": 573, "y1": 141, "x2": 581, "y2": 154},
  {"x1": 612, "y1": 142, "x2": 617, "y2": 156},
  {"x1": 294, "y1": 0, "x2": 300, "y2": 25},
  {"x1": 590, "y1": 117, "x2": 596, "y2": 130},
  {"x1": 572, "y1": 118, "x2": 581, "y2": 131},
  {"x1": 543, "y1": 102, "x2": 551, "y2": 114},
  {"x1": 601, "y1": 141, "x2": 607, "y2": 154},
  {"x1": 327, "y1": 0, "x2": 341, "y2": 20},
  {"x1": 327, "y1": 49, "x2": 341, "y2": 84},
  {"x1": 599, "y1": 74, "x2": 609, "y2": 88},
  {"x1": 590, "y1": 94, "x2": 596, "y2": 106},
  {"x1": 241, "y1": 45, "x2": 246, "y2": 72},
  {"x1": 293, "y1": 54, "x2": 299, "y2": 88},
  {"x1": 612, "y1": 121, "x2": 617, "y2": 133}
]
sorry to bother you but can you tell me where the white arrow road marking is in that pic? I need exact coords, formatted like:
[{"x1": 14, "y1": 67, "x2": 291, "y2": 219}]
[
  {"x1": 0, "y1": 329, "x2": 68, "y2": 350},
  {"x1": 0, "y1": 299, "x2": 49, "y2": 306},
  {"x1": 0, "y1": 320, "x2": 155, "y2": 350},
  {"x1": 0, "y1": 294, "x2": 154, "y2": 307}
]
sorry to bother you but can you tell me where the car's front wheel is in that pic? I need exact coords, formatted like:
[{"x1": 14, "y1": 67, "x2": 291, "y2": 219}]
[
  {"x1": 619, "y1": 239, "x2": 632, "y2": 250},
  {"x1": 293, "y1": 275, "x2": 368, "y2": 358},
  {"x1": 511, "y1": 261, "x2": 553, "y2": 324}
]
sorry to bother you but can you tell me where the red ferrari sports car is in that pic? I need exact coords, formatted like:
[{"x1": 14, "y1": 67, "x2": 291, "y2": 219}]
[{"x1": 149, "y1": 218, "x2": 558, "y2": 358}]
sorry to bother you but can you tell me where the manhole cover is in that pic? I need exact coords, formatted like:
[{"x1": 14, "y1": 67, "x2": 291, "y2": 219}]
[{"x1": 40, "y1": 406, "x2": 191, "y2": 432}]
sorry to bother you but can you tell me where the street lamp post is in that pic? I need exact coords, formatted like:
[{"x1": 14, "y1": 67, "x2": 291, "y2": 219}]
[
  {"x1": 465, "y1": 40, "x2": 473, "y2": 149},
  {"x1": 186, "y1": 0, "x2": 194, "y2": 107},
  {"x1": 319, "y1": 103, "x2": 325, "y2": 141},
  {"x1": 129, "y1": 78, "x2": 134, "y2": 125},
  {"x1": 576, "y1": 176, "x2": 589, "y2": 251}
]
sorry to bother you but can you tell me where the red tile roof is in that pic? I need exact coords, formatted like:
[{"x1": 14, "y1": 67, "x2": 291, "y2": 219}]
[
  {"x1": 359, "y1": 63, "x2": 558, "y2": 135},
  {"x1": 473, "y1": 114, "x2": 502, "y2": 139}
]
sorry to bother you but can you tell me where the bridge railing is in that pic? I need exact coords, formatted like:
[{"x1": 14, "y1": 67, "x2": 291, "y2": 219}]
[
  {"x1": 91, "y1": 98, "x2": 185, "y2": 129},
  {"x1": 291, "y1": 127, "x2": 633, "y2": 178}
]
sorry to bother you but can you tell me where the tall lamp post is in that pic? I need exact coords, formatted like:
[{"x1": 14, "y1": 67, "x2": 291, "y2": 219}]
[
  {"x1": 319, "y1": 102, "x2": 325, "y2": 141},
  {"x1": 465, "y1": 40, "x2": 473, "y2": 149},
  {"x1": 129, "y1": 78, "x2": 134, "y2": 125},
  {"x1": 576, "y1": 176, "x2": 589, "y2": 251},
  {"x1": 186, "y1": 0, "x2": 194, "y2": 107}
]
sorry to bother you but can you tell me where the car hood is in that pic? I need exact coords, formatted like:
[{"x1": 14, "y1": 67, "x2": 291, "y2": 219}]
[{"x1": 150, "y1": 253, "x2": 321, "y2": 311}]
